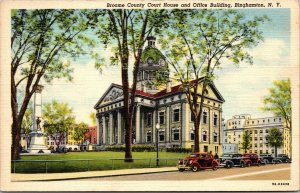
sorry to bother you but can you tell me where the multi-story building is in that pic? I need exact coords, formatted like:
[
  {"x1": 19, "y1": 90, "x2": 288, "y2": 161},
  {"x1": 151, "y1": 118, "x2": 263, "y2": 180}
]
[
  {"x1": 224, "y1": 114, "x2": 290, "y2": 157},
  {"x1": 46, "y1": 135, "x2": 67, "y2": 150},
  {"x1": 94, "y1": 36, "x2": 225, "y2": 155},
  {"x1": 222, "y1": 121, "x2": 238, "y2": 154},
  {"x1": 84, "y1": 126, "x2": 98, "y2": 145}
]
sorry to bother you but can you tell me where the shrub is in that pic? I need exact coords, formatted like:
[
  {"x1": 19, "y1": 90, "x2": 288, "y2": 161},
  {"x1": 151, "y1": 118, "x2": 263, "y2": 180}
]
[
  {"x1": 166, "y1": 147, "x2": 192, "y2": 153},
  {"x1": 105, "y1": 144, "x2": 156, "y2": 152}
]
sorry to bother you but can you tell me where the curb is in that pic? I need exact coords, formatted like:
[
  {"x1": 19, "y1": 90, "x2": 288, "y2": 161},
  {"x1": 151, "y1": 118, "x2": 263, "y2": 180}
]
[{"x1": 12, "y1": 168, "x2": 178, "y2": 182}]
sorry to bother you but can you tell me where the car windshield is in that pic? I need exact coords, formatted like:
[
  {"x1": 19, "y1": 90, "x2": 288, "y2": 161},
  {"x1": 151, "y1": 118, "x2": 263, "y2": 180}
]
[
  {"x1": 189, "y1": 154, "x2": 199, "y2": 157},
  {"x1": 222, "y1": 154, "x2": 232, "y2": 158}
]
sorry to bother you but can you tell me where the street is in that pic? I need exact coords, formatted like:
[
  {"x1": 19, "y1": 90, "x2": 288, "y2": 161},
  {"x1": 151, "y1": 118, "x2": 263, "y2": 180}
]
[{"x1": 76, "y1": 163, "x2": 290, "y2": 181}]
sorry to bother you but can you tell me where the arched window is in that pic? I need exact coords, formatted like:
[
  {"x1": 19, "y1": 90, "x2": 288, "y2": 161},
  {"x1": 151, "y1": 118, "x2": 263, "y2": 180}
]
[{"x1": 213, "y1": 132, "x2": 218, "y2": 143}]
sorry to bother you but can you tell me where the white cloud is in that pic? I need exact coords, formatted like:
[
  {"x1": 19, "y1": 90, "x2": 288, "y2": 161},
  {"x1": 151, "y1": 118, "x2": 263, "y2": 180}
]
[
  {"x1": 214, "y1": 38, "x2": 292, "y2": 120},
  {"x1": 43, "y1": 60, "x2": 122, "y2": 125}
]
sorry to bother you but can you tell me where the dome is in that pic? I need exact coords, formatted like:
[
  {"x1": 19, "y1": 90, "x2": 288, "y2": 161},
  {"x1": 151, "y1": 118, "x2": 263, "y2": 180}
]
[{"x1": 141, "y1": 46, "x2": 165, "y2": 64}]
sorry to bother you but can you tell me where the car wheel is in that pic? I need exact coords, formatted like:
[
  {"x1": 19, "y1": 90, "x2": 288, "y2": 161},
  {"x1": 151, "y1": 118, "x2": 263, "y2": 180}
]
[
  {"x1": 212, "y1": 163, "x2": 218, "y2": 171},
  {"x1": 226, "y1": 162, "x2": 231, "y2": 169},
  {"x1": 264, "y1": 159, "x2": 269, "y2": 164},
  {"x1": 191, "y1": 164, "x2": 199, "y2": 172},
  {"x1": 257, "y1": 161, "x2": 261, "y2": 167},
  {"x1": 241, "y1": 162, "x2": 245, "y2": 168}
]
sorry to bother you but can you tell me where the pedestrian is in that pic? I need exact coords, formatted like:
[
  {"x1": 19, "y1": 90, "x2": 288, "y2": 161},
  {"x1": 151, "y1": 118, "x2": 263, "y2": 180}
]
[{"x1": 214, "y1": 153, "x2": 219, "y2": 159}]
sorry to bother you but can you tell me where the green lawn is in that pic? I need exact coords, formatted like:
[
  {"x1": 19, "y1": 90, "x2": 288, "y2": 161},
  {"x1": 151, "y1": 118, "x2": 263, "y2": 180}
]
[{"x1": 12, "y1": 151, "x2": 189, "y2": 173}]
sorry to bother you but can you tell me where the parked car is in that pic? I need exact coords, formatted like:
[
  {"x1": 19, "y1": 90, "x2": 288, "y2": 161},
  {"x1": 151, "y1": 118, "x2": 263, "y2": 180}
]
[
  {"x1": 177, "y1": 152, "x2": 219, "y2": 172},
  {"x1": 242, "y1": 153, "x2": 263, "y2": 166},
  {"x1": 260, "y1": 154, "x2": 274, "y2": 164},
  {"x1": 276, "y1": 154, "x2": 290, "y2": 163},
  {"x1": 219, "y1": 153, "x2": 246, "y2": 168}
]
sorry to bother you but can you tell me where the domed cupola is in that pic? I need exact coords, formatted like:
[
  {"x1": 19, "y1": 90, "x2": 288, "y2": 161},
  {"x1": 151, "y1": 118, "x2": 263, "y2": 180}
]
[{"x1": 137, "y1": 36, "x2": 169, "y2": 94}]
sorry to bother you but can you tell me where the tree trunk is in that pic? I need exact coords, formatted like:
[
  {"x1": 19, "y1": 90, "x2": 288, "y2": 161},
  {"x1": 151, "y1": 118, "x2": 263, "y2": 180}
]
[
  {"x1": 193, "y1": 120, "x2": 200, "y2": 152},
  {"x1": 11, "y1": 120, "x2": 22, "y2": 160}
]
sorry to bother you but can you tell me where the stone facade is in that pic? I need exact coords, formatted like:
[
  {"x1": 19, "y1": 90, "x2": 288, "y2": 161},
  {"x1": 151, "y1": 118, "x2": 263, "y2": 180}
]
[{"x1": 224, "y1": 114, "x2": 290, "y2": 157}]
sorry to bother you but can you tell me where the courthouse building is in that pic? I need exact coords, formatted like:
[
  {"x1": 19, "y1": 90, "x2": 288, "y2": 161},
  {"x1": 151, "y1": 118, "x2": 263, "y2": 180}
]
[
  {"x1": 94, "y1": 37, "x2": 225, "y2": 154},
  {"x1": 224, "y1": 114, "x2": 290, "y2": 157}
]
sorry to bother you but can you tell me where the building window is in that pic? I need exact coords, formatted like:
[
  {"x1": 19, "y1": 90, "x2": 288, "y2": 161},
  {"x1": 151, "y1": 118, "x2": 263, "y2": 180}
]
[
  {"x1": 213, "y1": 132, "x2": 218, "y2": 143},
  {"x1": 147, "y1": 113, "x2": 152, "y2": 126},
  {"x1": 173, "y1": 109, "x2": 180, "y2": 122},
  {"x1": 159, "y1": 131, "x2": 165, "y2": 142},
  {"x1": 190, "y1": 112, "x2": 195, "y2": 122},
  {"x1": 146, "y1": 132, "x2": 152, "y2": 142},
  {"x1": 255, "y1": 130, "x2": 258, "y2": 134},
  {"x1": 202, "y1": 131, "x2": 207, "y2": 142},
  {"x1": 159, "y1": 111, "x2": 165, "y2": 124},
  {"x1": 172, "y1": 129, "x2": 180, "y2": 141},
  {"x1": 203, "y1": 111, "x2": 208, "y2": 124},
  {"x1": 266, "y1": 129, "x2": 269, "y2": 133},
  {"x1": 213, "y1": 113, "x2": 218, "y2": 126},
  {"x1": 225, "y1": 139, "x2": 227, "y2": 143},
  {"x1": 238, "y1": 134, "x2": 240, "y2": 138},
  {"x1": 260, "y1": 130, "x2": 263, "y2": 134},
  {"x1": 190, "y1": 130, "x2": 195, "y2": 140}
]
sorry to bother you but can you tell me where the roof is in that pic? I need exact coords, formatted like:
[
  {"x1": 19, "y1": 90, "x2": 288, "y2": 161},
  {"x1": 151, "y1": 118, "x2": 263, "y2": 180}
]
[{"x1": 94, "y1": 78, "x2": 225, "y2": 109}]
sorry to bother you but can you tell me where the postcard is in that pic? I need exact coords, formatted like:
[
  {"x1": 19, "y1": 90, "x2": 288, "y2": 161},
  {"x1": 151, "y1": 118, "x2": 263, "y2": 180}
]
[{"x1": 0, "y1": 0, "x2": 299, "y2": 191}]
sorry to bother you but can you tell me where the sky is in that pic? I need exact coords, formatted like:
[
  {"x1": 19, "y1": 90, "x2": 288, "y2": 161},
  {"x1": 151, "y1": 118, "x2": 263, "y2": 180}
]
[{"x1": 40, "y1": 9, "x2": 292, "y2": 125}]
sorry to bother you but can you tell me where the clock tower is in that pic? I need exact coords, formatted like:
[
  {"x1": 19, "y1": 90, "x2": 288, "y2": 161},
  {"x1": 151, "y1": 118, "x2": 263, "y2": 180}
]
[{"x1": 137, "y1": 36, "x2": 169, "y2": 94}]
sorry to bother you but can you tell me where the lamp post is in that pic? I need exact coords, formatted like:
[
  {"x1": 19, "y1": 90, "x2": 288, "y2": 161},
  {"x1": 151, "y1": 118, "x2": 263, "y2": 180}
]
[{"x1": 155, "y1": 122, "x2": 160, "y2": 167}]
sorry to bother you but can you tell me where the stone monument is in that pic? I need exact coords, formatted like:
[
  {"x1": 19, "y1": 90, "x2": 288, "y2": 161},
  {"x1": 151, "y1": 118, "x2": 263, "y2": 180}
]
[{"x1": 27, "y1": 85, "x2": 51, "y2": 154}]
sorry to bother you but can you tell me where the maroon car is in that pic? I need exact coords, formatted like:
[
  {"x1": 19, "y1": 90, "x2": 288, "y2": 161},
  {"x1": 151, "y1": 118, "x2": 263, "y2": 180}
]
[
  {"x1": 242, "y1": 153, "x2": 262, "y2": 167},
  {"x1": 177, "y1": 152, "x2": 219, "y2": 172}
]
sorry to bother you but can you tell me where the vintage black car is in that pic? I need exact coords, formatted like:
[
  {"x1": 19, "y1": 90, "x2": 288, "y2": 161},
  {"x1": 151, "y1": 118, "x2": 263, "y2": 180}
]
[
  {"x1": 219, "y1": 153, "x2": 246, "y2": 168},
  {"x1": 260, "y1": 154, "x2": 274, "y2": 164},
  {"x1": 276, "y1": 154, "x2": 290, "y2": 163}
]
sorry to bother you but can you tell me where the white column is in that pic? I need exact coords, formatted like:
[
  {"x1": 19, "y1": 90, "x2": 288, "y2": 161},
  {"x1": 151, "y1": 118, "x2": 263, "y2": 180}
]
[
  {"x1": 117, "y1": 110, "x2": 122, "y2": 144},
  {"x1": 166, "y1": 106, "x2": 170, "y2": 144},
  {"x1": 135, "y1": 105, "x2": 141, "y2": 143},
  {"x1": 96, "y1": 115, "x2": 100, "y2": 144},
  {"x1": 141, "y1": 111, "x2": 145, "y2": 143},
  {"x1": 109, "y1": 113, "x2": 113, "y2": 144},
  {"x1": 102, "y1": 116, "x2": 106, "y2": 145},
  {"x1": 152, "y1": 110, "x2": 156, "y2": 143},
  {"x1": 181, "y1": 102, "x2": 186, "y2": 147}
]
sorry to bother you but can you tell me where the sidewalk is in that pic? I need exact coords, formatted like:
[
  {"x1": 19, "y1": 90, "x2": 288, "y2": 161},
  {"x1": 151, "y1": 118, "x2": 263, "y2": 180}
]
[{"x1": 11, "y1": 167, "x2": 178, "y2": 182}]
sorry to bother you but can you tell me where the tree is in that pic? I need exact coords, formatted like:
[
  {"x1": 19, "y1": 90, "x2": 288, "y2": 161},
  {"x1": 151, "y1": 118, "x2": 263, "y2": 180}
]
[
  {"x1": 11, "y1": 9, "x2": 94, "y2": 159},
  {"x1": 262, "y1": 79, "x2": 291, "y2": 129},
  {"x1": 262, "y1": 79, "x2": 291, "y2": 159},
  {"x1": 73, "y1": 122, "x2": 88, "y2": 145},
  {"x1": 43, "y1": 100, "x2": 75, "y2": 150},
  {"x1": 20, "y1": 102, "x2": 33, "y2": 149},
  {"x1": 266, "y1": 127, "x2": 283, "y2": 158},
  {"x1": 160, "y1": 10, "x2": 269, "y2": 152},
  {"x1": 93, "y1": 10, "x2": 169, "y2": 161},
  {"x1": 241, "y1": 130, "x2": 251, "y2": 153},
  {"x1": 89, "y1": 112, "x2": 96, "y2": 126}
]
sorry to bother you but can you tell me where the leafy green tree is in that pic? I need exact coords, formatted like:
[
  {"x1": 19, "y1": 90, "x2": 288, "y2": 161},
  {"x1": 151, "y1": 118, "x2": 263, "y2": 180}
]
[
  {"x1": 89, "y1": 112, "x2": 96, "y2": 126},
  {"x1": 266, "y1": 128, "x2": 283, "y2": 158},
  {"x1": 20, "y1": 101, "x2": 33, "y2": 149},
  {"x1": 93, "y1": 10, "x2": 169, "y2": 161},
  {"x1": 43, "y1": 100, "x2": 75, "y2": 150},
  {"x1": 73, "y1": 122, "x2": 88, "y2": 145},
  {"x1": 160, "y1": 10, "x2": 269, "y2": 152},
  {"x1": 241, "y1": 130, "x2": 251, "y2": 153},
  {"x1": 262, "y1": 79, "x2": 291, "y2": 159},
  {"x1": 262, "y1": 79, "x2": 291, "y2": 129},
  {"x1": 11, "y1": 9, "x2": 94, "y2": 159}
]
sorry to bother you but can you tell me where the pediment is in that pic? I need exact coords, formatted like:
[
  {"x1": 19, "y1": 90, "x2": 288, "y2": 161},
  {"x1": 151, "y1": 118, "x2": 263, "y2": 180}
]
[{"x1": 94, "y1": 84, "x2": 123, "y2": 108}]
